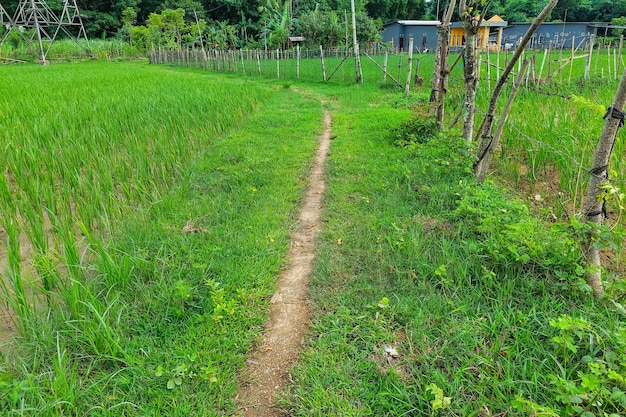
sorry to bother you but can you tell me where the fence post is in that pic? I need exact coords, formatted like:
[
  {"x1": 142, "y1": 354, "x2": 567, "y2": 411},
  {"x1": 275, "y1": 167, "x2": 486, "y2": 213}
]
[
  {"x1": 296, "y1": 44, "x2": 301, "y2": 78},
  {"x1": 257, "y1": 50, "x2": 261, "y2": 75},
  {"x1": 276, "y1": 49, "x2": 280, "y2": 79},
  {"x1": 619, "y1": 35, "x2": 624, "y2": 67},
  {"x1": 382, "y1": 51, "x2": 388, "y2": 83},
  {"x1": 405, "y1": 37, "x2": 414, "y2": 96},
  {"x1": 320, "y1": 45, "x2": 327, "y2": 81}
]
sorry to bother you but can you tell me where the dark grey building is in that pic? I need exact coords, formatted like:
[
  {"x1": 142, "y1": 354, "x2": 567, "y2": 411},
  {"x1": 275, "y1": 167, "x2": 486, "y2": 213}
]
[
  {"x1": 501, "y1": 22, "x2": 611, "y2": 49},
  {"x1": 381, "y1": 20, "x2": 441, "y2": 52}
]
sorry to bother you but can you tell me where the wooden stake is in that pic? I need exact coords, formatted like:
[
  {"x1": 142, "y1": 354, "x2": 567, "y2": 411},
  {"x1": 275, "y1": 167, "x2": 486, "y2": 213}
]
[
  {"x1": 382, "y1": 51, "x2": 388, "y2": 83},
  {"x1": 585, "y1": 34, "x2": 594, "y2": 79},
  {"x1": 320, "y1": 45, "x2": 327, "y2": 82},
  {"x1": 568, "y1": 36, "x2": 575, "y2": 84},
  {"x1": 539, "y1": 47, "x2": 548, "y2": 80},
  {"x1": 619, "y1": 35, "x2": 626, "y2": 68},
  {"x1": 296, "y1": 43, "x2": 300, "y2": 78},
  {"x1": 487, "y1": 45, "x2": 491, "y2": 92},
  {"x1": 405, "y1": 37, "x2": 414, "y2": 96}
]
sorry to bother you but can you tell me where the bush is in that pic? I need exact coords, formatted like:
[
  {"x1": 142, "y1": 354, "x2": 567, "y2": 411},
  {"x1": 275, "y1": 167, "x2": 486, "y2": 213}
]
[{"x1": 392, "y1": 115, "x2": 440, "y2": 147}]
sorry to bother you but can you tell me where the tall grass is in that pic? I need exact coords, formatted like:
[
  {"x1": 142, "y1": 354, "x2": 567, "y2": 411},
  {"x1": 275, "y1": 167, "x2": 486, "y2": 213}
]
[
  {"x1": 0, "y1": 62, "x2": 324, "y2": 415},
  {"x1": 0, "y1": 62, "x2": 270, "y2": 358}
]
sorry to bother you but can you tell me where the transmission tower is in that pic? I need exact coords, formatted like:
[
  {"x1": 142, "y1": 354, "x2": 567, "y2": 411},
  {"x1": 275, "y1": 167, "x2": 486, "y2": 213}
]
[
  {"x1": 1, "y1": 3, "x2": 12, "y2": 27},
  {"x1": 0, "y1": 0, "x2": 89, "y2": 64}
]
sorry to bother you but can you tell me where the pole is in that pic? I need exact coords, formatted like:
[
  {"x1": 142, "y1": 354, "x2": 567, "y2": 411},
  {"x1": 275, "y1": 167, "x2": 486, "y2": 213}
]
[
  {"x1": 350, "y1": 0, "x2": 363, "y2": 83},
  {"x1": 382, "y1": 51, "x2": 388, "y2": 83},
  {"x1": 320, "y1": 45, "x2": 327, "y2": 81},
  {"x1": 296, "y1": 43, "x2": 300, "y2": 78},
  {"x1": 405, "y1": 37, "x2": 414, "y2": 96},
  {"x1": 585, "y1": 35, "x2": 594, "y2": 79}
]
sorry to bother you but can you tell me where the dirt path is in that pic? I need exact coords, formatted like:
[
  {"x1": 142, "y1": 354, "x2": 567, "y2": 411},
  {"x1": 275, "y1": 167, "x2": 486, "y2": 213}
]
[{"x1": 236, "y1": 108, "x2": 332, "y2": 417}]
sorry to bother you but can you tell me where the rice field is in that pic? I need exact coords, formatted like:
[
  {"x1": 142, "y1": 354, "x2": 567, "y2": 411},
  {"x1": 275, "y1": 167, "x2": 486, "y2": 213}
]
[
  {"x1": 0, "y1": 61, "x2": 326, "y2": 414},
  {"x1": 0, "y1": 61, "x2": 271, "y2": 322},
  {"x1": 0, "y1": 45, "x2": 624, "y2": 415}
]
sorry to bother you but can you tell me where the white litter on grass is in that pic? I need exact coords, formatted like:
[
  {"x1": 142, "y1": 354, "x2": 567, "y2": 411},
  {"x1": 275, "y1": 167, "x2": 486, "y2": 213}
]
[{"x1": 383, "y1": 346, "x2": 399, "y2": 358}]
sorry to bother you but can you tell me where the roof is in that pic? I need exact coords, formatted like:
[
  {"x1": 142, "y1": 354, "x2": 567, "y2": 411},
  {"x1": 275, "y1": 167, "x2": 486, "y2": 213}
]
[
  {"x1": 385, "y1": 20, "x2": 441, "y2": 27},
  {"x1": 288, "y1": 36, "x2": 305, "y2": 42},
  {"x1": 450, "y1": 15, "x2": 508, "y2": 28}
]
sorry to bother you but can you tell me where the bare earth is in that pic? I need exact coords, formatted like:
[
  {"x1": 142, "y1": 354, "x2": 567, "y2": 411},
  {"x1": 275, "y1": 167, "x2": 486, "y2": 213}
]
[{"x1": 236, "y1": 109, "x2": 332, "y2": 416}]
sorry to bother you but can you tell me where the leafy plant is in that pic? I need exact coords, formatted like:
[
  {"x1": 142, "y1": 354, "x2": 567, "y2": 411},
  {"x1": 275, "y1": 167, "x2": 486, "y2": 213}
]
[
  {"x1": 426, "y1": 383, "x2": 451, "y2": 414},
  {"x1": 392, "y1": 116, "x2": 440, "y2": 147},
  {"x1": 545, "y1": 315, "x2": 626, "y2": 416}
]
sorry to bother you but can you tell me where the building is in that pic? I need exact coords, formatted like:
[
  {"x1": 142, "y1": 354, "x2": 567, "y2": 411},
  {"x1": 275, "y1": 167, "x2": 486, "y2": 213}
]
[
  {"x1": 501, "y1": 22, "x2": 594, "y2": 49},
  {"x1": 381, "y1": 20, "x2": 441, "y2": 52},
  {"x1": 381, "y1": 20, "x2": 624, "y2": 53},
  {"x1": 450, "y1": 15, "x2": 508, "y2": 51}
]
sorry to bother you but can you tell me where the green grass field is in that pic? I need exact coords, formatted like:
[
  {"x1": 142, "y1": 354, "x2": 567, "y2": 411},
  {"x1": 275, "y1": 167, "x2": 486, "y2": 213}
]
[{"x1": 0, "y1": 57, "x2": 624, "y2": 416}]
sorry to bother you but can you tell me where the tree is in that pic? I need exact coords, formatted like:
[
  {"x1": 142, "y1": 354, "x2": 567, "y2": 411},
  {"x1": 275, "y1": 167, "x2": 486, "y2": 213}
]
[
  {"x1": 430, "y1": 0, "x2": 458, "y2": 128},
  {"x1": 474, "y1": 0, "x2": 560, "y2": 182},
  {"x1": 581, "y1": 68, "x2": 626, "y2": 298},
  {"x1": 458, "y1": 0, "x2": 492, "y2": 142},
  {"x1": 295, "y1": 10, "x2": 342, "y2": 48}
]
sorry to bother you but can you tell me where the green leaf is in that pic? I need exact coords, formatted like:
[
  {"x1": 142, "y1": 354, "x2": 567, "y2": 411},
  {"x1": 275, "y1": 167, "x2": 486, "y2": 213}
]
[{"x1": 167, "y1": 379, "x2": 176, "y2": 390}]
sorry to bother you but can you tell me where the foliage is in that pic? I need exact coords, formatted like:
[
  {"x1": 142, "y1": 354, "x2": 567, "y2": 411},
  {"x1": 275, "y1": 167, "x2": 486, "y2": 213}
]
[
  {"x1": 520, "y1": 315, "x2": 626, "y2": 417},
  {"x1": 295, "y1": 10, "x2": 343, "y2": 48},
  {"x1": 392, "y1": 115, "x2": 440, "y2": 146}
]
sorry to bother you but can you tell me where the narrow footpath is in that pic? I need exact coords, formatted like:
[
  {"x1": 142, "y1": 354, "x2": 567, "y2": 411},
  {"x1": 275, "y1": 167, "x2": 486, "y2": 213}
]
[{"x1": 236, "y1": 108, "x2": 332, "y2": 417}]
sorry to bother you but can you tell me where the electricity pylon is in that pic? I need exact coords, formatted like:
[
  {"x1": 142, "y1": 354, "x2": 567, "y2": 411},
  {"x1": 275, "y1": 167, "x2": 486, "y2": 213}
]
[{"x1": 0, "y1": 0, "x2": 89, "y2": 64}]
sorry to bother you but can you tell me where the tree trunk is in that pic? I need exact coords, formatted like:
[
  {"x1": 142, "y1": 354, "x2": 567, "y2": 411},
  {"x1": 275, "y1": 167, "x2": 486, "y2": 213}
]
[
  {"x1": 430, "y1": 0, "x2": 457, "y2": 129},
  {"x1": 458, "y1": 0, "x2": 492, "y2": 142},
  {"x1": 461, "y1": 28, "x2": 478, "y2": 142},
  {"x1": 581, "y1": 68, "x2": 626, "y2": 298},
  {"x1": 474, "y1": 0, "x2": 559, "y2": 181}
]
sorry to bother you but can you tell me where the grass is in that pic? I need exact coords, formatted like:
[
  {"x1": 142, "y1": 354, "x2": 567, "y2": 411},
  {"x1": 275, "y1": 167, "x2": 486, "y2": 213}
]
[
  {"x1": 281, "y1": 81, "x2": 625, "y2": 416},
  {"x1": 0, "y1": 61, "x2": 322, "y2": 414},
  {"x1": 0, "y1": 49, "x2": 625, "y2": 416}
]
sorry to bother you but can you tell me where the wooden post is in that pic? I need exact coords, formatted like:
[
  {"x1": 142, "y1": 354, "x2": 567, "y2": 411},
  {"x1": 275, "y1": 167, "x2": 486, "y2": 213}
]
[
  {"x1": 405, "y1": 37, "x2": 414, "y2": 96},
  {"x1": 585, "y1": 35, "x2": 594, "y2": 79},
  {"x1": 320, "y1": 45, "x2": 327, "y2": 82},
  {"x1": 382, "y1": 51, "x2": 388, "y2": 83},
  {"x1": 619, "y1": 35, "x2": 626, "y2": 68},
  {"x1": 257, "y1": 50, "x2": 261, "y2": 75},
  {"x1": 296, "y1": 43, "x2": 300, "y2": 78},
  {"x1": 608, "y1": 43, "x2": 612, "y2": 79},
  {"x1": 414, "y1": 59, "x2": 422, "y2": 86},
  {"x1": 487, "y1": 45, "x2": 491, "y2": 92},
  {"x1": 568, "y1": 36, "x2": 575, "y2": 84},
  {"x1": 546, "y1": 41, "x2": 552, "y2": 79},
  {"x1": 496, "y1": 47, "x2": 501, "y2": 80},
  {"x1": 350, "y1": 0, "x2": 363, "y2": 83},
  {"x1": 538, "y1": 47, "x2": 548, "y2": 80},
  {"x1": 241, "y1": 49, "x2": 245, "y2": 74},
  {"x1": 276, "y1": 49, "x2": 280, "y2": 79},
  {"x1": 397, "y1": 54, "x2": 403, "y2": 84}
]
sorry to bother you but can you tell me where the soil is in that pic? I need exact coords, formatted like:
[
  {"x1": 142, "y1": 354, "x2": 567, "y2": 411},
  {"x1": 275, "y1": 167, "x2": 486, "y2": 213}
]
[{"x1": 236, "y1": 109, "x2": 332, "y2": 416}]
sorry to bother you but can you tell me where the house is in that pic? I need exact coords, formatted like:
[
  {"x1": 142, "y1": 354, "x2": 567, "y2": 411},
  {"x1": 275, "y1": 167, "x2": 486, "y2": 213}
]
[
  {"x1": 501, "y1": 22, "x2": 594, "y2": 49},
  {"x1": 450, "y1": 15, "x2": 508, "y2": 51},
  {"x1": 381, "y1": 20, "x2": 441, "y2": 52}
]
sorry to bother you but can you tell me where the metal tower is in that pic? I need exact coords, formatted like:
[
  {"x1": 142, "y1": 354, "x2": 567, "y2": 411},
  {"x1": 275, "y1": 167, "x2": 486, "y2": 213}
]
[
  {"x1": 0, "y1": 0, "x2": 89, "y2": 64},
  {"x1": 1, "y1": 3, "x2": 12, "y2": 28},
  {"x1": 54, "y1": 0, "x2": 89, "y2": 50}
]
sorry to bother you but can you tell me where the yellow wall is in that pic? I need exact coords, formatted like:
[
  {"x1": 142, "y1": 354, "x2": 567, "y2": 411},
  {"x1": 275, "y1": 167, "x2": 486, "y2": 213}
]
[{"x1": 449, "y1": 26, "x2": 503, "y2": 50}]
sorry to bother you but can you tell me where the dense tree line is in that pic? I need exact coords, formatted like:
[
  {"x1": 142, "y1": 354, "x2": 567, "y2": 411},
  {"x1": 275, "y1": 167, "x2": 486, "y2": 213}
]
[{"x1": 0, "y1": 0, "x2": 625, "y2": 46}]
